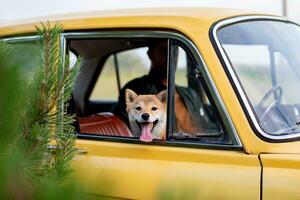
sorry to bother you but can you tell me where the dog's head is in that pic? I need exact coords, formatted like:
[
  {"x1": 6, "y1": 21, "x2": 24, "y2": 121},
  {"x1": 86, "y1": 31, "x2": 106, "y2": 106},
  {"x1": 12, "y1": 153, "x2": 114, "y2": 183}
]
[{"x1": 125, "y1": 89, "x2": 167, "y2": 142}]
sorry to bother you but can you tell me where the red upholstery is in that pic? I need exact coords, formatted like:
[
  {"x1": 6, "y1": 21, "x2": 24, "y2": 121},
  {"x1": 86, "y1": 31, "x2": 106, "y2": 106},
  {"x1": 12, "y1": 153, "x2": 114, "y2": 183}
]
[{"x1": 79, "y1": 112, "x2": 133, "y2": 137}]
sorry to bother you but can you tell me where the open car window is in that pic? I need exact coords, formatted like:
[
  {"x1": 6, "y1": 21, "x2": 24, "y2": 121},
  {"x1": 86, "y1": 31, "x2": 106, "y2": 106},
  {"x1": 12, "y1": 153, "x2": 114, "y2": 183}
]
[
  {"x1": 68, "y1": 35, "x2": 234, "y2": 146},
  {"x1": 170, "y1": 44, "x2": 226, "y2": 143}
]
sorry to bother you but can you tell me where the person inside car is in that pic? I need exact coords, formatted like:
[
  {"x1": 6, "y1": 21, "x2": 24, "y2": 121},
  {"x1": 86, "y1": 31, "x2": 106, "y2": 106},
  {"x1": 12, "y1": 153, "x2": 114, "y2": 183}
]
[{"x1": 111, "y1": 39, "x2": 219, "y2": 136}]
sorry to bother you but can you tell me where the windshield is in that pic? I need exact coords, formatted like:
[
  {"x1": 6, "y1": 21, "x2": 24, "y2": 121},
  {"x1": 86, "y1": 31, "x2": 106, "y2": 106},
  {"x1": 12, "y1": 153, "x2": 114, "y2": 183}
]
[{"x1": 217, "y1": 20, "x2": 300, "y2": 137}]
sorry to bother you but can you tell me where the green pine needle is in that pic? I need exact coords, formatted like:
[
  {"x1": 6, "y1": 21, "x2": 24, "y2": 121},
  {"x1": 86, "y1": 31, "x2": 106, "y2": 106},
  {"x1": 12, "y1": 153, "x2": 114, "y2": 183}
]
[{"x1": 19, "y1": 21, "x2": 80, "y2": 188}]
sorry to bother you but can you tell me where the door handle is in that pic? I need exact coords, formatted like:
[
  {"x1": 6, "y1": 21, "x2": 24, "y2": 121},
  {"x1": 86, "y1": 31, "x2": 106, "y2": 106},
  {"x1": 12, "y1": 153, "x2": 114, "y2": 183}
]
[
  {"x1": 75, "y1": 148, "x2": 88, "y2": 154},
  {"x1": 48, "y1": 145, "x2": 88, "y2": 154}
]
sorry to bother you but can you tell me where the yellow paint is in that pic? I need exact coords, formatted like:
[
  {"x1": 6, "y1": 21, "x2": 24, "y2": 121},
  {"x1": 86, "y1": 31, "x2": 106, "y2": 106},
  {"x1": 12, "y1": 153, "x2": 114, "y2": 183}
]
[
  {"x1": 0, "y1": 8, "x2": 260, "y2": 36},
  {"x1": 260, "y1": 154, "x2": 300, "y2": 199},
  {"x1": 73, "y1": 139, "x2": 260, "y2": 199}
]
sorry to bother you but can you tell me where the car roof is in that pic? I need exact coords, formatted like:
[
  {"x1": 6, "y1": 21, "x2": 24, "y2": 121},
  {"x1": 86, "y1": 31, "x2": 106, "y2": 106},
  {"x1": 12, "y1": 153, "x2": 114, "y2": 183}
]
[{"x1": 0, "y1": 7, "x2": 273, "y2": 37}]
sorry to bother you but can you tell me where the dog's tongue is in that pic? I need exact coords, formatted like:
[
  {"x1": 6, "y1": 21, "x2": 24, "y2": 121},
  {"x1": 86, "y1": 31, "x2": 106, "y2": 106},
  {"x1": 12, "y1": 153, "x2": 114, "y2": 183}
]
[{"x1": 140, "y1": 123, "x2": 153, "y2": 142}]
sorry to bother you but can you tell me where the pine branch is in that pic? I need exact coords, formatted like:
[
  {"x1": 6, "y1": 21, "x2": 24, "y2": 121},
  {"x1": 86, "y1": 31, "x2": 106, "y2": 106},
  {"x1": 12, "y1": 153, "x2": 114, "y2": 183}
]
[{"x1": 16, "y1": 21, "x2": 81, "y2": 189}]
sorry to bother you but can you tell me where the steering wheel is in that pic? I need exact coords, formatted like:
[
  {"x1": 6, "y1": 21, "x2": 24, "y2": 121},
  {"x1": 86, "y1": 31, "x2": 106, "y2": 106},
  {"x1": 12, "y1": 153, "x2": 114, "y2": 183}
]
[{"x1": 257, "y1": 85, "x2": 283, "y2": 122}]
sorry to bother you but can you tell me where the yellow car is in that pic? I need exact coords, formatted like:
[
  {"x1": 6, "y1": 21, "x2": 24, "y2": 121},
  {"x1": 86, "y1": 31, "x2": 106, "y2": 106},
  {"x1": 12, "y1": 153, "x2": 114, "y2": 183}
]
[{"x1": 2, "y1": 7, "x2": 300, "y2": 199}]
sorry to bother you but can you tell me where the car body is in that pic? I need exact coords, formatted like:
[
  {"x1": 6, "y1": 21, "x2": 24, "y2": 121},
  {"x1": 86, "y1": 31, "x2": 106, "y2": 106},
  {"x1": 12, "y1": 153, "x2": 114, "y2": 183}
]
[{"x1": 1, "y1": 7, "x2": 300, "y2": 199}]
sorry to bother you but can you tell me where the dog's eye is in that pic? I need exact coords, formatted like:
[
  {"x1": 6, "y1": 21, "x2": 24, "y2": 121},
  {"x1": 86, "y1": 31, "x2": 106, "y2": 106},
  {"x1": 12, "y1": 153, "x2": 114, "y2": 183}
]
[
  {"x1": 152, "y1": 107, "x2": 158, "y2": 111},
  {"x1": 136, "y1": 106, "x2": 141, "y2": 111}
]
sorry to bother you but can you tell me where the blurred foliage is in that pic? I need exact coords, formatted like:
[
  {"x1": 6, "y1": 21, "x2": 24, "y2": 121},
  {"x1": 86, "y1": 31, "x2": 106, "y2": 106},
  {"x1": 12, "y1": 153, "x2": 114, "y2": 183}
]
[
  {"x1": 5, "y1": 41, "x2": 41, "y2": 79},
  {"x1": 0, "y1": 22, "x2": 80, "y2": 199}
]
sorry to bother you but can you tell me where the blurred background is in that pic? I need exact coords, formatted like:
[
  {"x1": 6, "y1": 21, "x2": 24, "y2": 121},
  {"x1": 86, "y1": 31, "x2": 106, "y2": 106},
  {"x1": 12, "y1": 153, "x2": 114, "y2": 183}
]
[{"x1": 0, "y1": 0, "x2": 299, "y2": 25}]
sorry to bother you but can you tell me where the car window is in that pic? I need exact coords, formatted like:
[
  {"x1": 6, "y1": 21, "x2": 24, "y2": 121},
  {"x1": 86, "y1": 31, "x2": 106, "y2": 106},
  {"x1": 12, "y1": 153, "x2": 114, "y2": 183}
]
[
  {"x1": 274, "y1": 52, "x2": 299, "y2": 105},
  {"x1": 218, "y1": 20, "x2": 300, "y2": 137},
  {"x1": 70, "y1": 38, "x2": 169, "y2": 141},
  {"x1": 171, "y1": 44, "x2": 225, "y2": 143},
  {"x1": 4, "y1": 39, "x2": 40, "y2": 80},
  {"x1": 69, "y1": 35, "x2": 232, "y2": 146},
  {"x1": 222, "y1": 44, "x2": 272, "y2": 105}
]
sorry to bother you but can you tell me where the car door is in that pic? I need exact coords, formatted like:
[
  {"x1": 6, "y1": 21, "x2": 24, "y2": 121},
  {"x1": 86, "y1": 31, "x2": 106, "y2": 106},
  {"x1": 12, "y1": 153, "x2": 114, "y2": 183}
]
[
  {"x1": 73, "y1": 140, "x2": 260, "y2": 199},
  {"x1": 260, "y1": 154, "x2": 300, "y2": 200},
  {"x1": 66, "y1": 31, "x2": 262, "y2": 199}
]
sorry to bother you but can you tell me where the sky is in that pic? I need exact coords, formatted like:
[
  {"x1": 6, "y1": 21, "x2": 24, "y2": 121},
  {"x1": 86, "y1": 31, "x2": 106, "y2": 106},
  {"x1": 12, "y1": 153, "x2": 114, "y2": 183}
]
[{"x1": 1, "y1": 0, "x2": 300, "y2": 26}]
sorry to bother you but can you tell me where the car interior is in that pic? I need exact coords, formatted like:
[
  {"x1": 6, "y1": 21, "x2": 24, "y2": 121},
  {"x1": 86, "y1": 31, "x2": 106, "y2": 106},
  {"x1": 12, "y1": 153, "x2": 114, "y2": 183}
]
[{"x1": 68, "y1": 37, "x2": 230, "y2": 144}]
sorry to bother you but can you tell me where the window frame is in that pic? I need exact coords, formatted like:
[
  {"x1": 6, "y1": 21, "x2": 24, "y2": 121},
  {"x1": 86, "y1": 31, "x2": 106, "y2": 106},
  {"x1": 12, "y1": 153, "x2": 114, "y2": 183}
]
[
  {"x1": 61, "y1": 30, "x2": 242, "y2": 149},
  {"x1": 1, "y1": 35, "x2": 41, "y2": 43},
  {"x1": 210, "y1": 15, "x2": 300, "y2": 142},
  {"x1": 169, "y1": 39, "x2": 228, "y2": 139}
]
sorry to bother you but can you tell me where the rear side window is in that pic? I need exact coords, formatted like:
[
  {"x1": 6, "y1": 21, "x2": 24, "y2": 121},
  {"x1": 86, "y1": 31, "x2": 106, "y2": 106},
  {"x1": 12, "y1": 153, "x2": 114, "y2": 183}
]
[
  {"x1": 90, "y1": 47, "x2": 150, "y2": 101},
  {"x1": 4, "y1": 39, "x2": 40, "y2": 80}
]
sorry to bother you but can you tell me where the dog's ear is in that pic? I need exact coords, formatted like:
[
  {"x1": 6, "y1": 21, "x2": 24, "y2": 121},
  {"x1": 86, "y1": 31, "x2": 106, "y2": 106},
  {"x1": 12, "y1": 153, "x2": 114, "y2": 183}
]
[
  {"x1": 157, "y1": 90, "x2": 167, "y2": 103},
  {"x1": 125, "y1": 89, "x2": 138, "y2": 106}
]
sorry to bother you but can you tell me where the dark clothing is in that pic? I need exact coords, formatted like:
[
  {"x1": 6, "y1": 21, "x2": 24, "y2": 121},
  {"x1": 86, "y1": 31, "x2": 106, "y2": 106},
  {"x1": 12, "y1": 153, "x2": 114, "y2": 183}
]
[
  {"x1": 111, "y1": 74, "x2": 220, "y2": 133},
  {"x1": 175, "y1": 86, "x2": 220, "y2": 132}
]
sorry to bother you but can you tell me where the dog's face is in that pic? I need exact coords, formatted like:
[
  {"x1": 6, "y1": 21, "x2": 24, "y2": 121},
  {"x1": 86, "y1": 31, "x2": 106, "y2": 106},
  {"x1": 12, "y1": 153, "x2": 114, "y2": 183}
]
[{"x1": 125, "y1": 89, "x2": 167, "y2": 142}]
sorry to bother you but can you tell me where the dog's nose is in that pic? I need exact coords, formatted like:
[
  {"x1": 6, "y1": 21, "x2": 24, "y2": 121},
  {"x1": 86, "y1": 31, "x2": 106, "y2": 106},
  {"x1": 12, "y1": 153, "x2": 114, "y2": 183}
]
[{"x1": 141, "y1": 113, "x2": 150, "y2": 120}]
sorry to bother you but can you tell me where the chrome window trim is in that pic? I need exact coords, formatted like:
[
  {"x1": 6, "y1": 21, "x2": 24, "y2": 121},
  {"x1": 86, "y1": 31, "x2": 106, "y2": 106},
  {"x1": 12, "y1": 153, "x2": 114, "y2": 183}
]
[
  {"x1": 1, "y1": 35, "x2": 41, "y2": 43},
  {"x1": 61, "y1": 31, "x2": 242, "y2": 147},
  {"x1": 211, "y1": 15, "x2": 300, "y2": 141}
]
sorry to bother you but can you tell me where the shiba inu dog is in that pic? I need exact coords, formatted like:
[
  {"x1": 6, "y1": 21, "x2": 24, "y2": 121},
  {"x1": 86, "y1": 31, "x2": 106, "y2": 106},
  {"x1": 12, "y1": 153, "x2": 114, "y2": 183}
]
[{"x1": 125, "y1": 89, "x2": 167, "y2": 142}]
